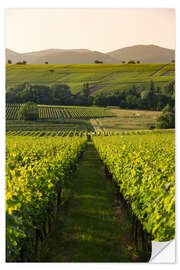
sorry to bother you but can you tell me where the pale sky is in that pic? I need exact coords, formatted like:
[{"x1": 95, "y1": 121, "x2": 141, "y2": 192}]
[{"x1": 6, "y1": 8, "x2": 175, "y2": 53}]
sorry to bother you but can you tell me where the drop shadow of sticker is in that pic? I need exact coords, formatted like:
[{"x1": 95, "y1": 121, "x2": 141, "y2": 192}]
[{"x1": 149, "y1": 239, "x2": 175, "y2": 263}]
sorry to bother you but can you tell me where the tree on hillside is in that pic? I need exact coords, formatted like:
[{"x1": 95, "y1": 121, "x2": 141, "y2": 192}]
[
  {"x1": 156, "y1": 84, "x2": 175, "y2": 128},
  {"x1": 142, "y1": 80, "x2": 156, "y2": 110},
  {"x1": 163, "y1": 80, "x2": 175, "y2": 97},
  {"x1": 18, "y1": 102, "x2": 38, "y2": 121},
  {"x1": 141, "y1": 89, "x2": 155, "y2": 110},
  {"x1": 16, "y1": 60, "x2": 27, "y2": 65},
  {"x1": 93, "y1": 93, "x2": 107, "y2": 107},
  {"x1": 129, "y1": 85, "x2": 138, "y2": 96},
  {"x1": 162, "y1": 104, "x2": 173, "y2": 113},
  {"x1": 51, "y1": 84, "x2": 71, "y2": 105},
  {"x1": 137, "y1": 61, "x2": 140, "y2": 64},
  {"x1": 45, "y1": 61, "x2": 48, "y2": 64},
  {"x1": 122, "y1": 61, "x2": 126, "y2": 64},
  {"x1": 94, "y1": 60, "x2": 103, "y2": 64},
  {"x1": 162, "y1": 80, "x2": 175, "y2": 109},
  {"x1": 82, "y1": 82, "x2": 90, "y2": 97},
  {"x1": 150, "y1": 80, "x2": 155, "y2": 92},
  {"x1": 8, "y1": 60, "x2": 12, "y2": 64},
  {"x1": 126, "y1": 95, "x2": 138, "y2": 109},
  {"x1": 156, "y1": 86, "x2": 161, "y2": 95},
  {"x1": 31, "y1": 84, "x2": 53, "y2": 104},
  {"x1": 140, "y1": 80, "x2": 156, "y2": 110},
  {"x1": 156, "y1": 110, "x2": 175, "y2": 129},
  {"x1": 127, "y1": 60, "x2": 136, "y2": 64}
]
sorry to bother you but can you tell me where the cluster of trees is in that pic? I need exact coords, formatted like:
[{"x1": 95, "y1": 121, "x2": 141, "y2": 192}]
[
  {"x1": 7, "y1": 60, "x2": 27, "y2": 65},
  {"x1": 6, "y1": 82, "x2": 93, "y2": 106},
  {"x1": 156, "y1": 104, "x2": 175, "y2": 129},
  {"x1": 93, "y1": 59, "x2": 140, "y2": 64},
  {"x1": 94, "y1": 60, "x2": 103, "y2": 64},
  {"x1": 8, "y1": 60, "x2": 50, "y2": 65},
  {"x1": 16, "y1": 60, "x2": 27, "y2": 65},
  {"x1": 6, "y1": 80, "x2": 175, "y2": 111},
  {"x1": 94, "y1": 81, "x2": 175, "y2": 111},
  {"x1": 122, "y1": 60, "x2": 140, "y2": 64},
  {"x1": 8, "y1": 59, "x2": 104, "y2": 65},
  {"x1": 18, "y1": 102, "x2": 39, "y2": 120}
]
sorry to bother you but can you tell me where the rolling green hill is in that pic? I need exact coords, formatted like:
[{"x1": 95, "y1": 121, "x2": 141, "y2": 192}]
[{"x1": 6, "y1": 63, "x2": 175, "y2": 95}]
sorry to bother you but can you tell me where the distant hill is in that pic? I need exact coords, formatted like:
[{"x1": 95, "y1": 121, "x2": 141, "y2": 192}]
[
  {"x1": 6, "y1": 49, "x2": 22, "y2": 63},
  {"x1": 6, "y1": 48, "x2": 118, "y2": 64},
  {"x1": 6, "y1": 44, "x2": 175, "y2": 64},
  {"x1": 29, "y1": 50, "x2": 119, "y2": 64},
  {"x1": 20, "y1": 49, "x2": 93, "y2": 63},
  {"x1": 107, "y1": 44, "x2": 175, "y2": 64}
]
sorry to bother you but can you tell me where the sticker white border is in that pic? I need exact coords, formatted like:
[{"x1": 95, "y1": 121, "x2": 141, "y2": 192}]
[{"x1": 1, "y1": 0, "x2": 179, "y2": 268}]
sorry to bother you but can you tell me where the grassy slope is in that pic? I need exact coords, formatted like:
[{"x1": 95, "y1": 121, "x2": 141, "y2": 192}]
[
  {"x1": 6, "y1": 63, "x2": 175, "y2": 95},
  {"x1": 91, "y1": 109, "x2": 161, "y2": 132},
  {"x1": 35, "y1": 143, "x2": 150, "y2": 262}
]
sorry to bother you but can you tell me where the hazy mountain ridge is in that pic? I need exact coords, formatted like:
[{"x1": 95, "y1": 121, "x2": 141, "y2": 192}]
[
  {"x1": 6, "y1": 45, "x2": 175, "y2": 64},
  {"x1": 29, "y1": 50, "x2": 119, "y2": 64},
  {"x1": 107, "y1": 44, "x2": 175, "y2": 64}
]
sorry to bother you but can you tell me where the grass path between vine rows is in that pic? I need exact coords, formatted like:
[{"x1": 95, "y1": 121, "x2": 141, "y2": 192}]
[{"x1": 35, "y1": 142, "x2": 147, "y2": 262}]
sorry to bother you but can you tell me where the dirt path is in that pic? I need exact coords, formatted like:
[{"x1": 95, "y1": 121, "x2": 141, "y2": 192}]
[{"x1": 34, "y1": 143, "x2": 149, "y2": 262}]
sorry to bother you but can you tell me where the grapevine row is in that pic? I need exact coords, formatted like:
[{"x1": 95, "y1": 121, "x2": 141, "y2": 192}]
[
  {"x1": 93, "y1": 133, "x2": 175, "y2": 241},
  {"x1": 6, "y1": 104, "x2": 112, "y2": 120},
  {"x1": 6, "y1": 128, "x2": 174, "y2": 138},
  {"x1": 6, "y1": 136, "x2": 87, "y2": 261}
]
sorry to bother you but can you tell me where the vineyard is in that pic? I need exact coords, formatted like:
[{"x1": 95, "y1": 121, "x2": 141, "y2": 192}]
[
  {"x1": 6, "y1": 104, "x2": 112, "y2": 120},
  {"x1": 6, "y1": 123, "x2": 174, "y2": 137},
  {"x1": 93, "y1": 133, "x2": 175, "y2": 241},
  {"x1": 6, "y1": 129, "x2": 85, "y2": 137},
  {"x1": 6, "y1": 126, "x2": 88, "y2": 137},
  {"x1": 6, "y1": 107, "x2": 163, "y2": 138},
  {"x1": 6, "y1": 130, "x2": 175, "y2": 262},
  {"x1": 6, "y1": 135, "x2": 87, "y2": 261}
]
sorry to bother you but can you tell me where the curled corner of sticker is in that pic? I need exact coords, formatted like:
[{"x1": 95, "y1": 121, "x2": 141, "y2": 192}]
[{"x1": 149, "y1": 239, "x2": 175, "y2": 263}]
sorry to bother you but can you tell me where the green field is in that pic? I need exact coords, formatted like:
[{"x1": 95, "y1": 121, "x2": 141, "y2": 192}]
[
  {"x1": 6, "y1": 63, "x2": 175, "y2": 95},
  {"x1": 91, "y1": 109, "x2": 161, "y2": 132}
]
